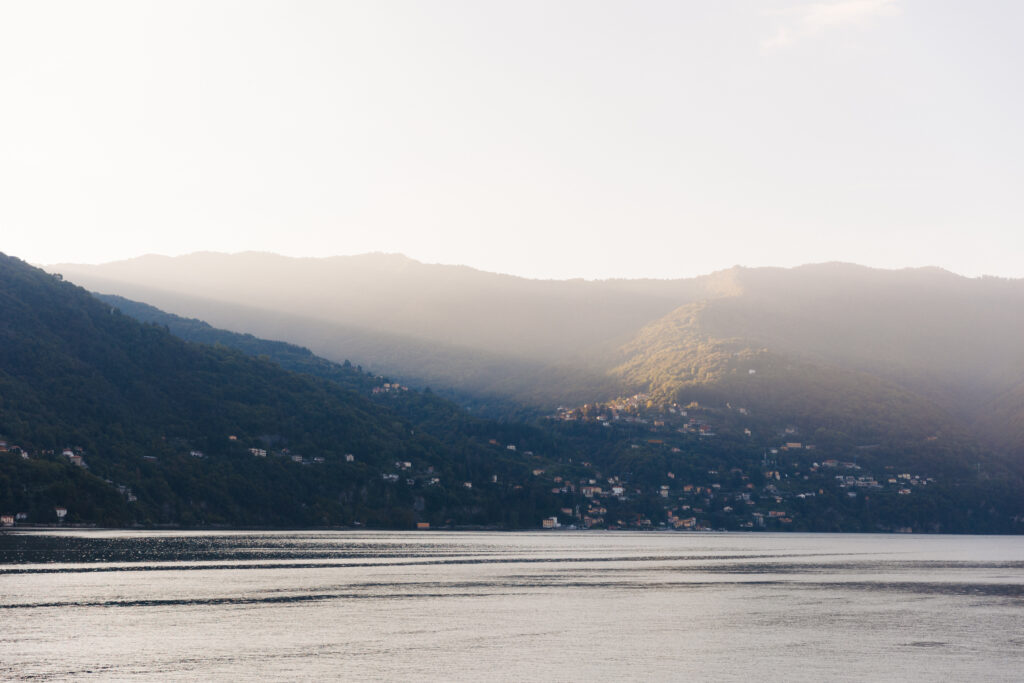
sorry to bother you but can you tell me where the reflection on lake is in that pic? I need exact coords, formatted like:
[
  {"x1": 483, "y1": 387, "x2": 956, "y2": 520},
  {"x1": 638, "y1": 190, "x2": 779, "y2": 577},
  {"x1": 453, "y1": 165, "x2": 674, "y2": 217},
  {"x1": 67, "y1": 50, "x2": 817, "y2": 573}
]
[{"x1": 1, "y1": 531, "x2": 1022, "y2": 681}]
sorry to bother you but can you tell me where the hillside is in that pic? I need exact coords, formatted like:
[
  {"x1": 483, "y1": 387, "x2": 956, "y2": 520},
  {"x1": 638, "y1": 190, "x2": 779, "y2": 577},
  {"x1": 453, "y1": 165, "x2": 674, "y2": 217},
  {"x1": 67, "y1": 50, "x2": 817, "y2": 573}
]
[
  {"x1": 0, "y1": 253, "x2": 579, "y2": 528},
  {"x1": 51, "y1": 254, "x2": 1024, "y2": 456},
  {"x1": 687, "y1": 264, "x2": 1024, "y2": 409},
  {"x1": 4, "y1": 258, "x2": 1021, "y2": 533},
  {"x1": 973, "y1": 379, "x2": 1024, "y2": 455},
  {"x1": 83, "y1": 293, "x2": 1024, "y2": 533},
  {"x1": 50, "y1": 252, "x2": 731, "y2": 403},
  {"x1": 610, "y1": 303, "x2": 965, "y2": 444}
]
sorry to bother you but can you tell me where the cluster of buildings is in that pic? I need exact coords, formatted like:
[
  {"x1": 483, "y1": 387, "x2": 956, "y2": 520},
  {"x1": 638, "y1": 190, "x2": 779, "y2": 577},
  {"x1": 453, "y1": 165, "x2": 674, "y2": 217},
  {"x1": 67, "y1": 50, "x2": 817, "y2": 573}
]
[
  {"x1": 0, "y1": 439, "x2": 30, "y2": 460},
  {"x1": 539, "y1": 396, "x2": 942, "y2": 530},
  {"x1": 372, "y1": 382, "x2": 409, "y2": 395}
]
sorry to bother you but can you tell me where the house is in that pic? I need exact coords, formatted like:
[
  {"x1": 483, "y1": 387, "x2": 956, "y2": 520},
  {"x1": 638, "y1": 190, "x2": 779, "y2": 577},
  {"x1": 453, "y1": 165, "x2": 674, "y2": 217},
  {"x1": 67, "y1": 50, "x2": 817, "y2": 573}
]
[
  {"x1": 190, "y1": 450, "x2": 204, "y2": 458},
  {"x1": 345, "y1": 454, "x2": 355, "y2": 462},
  {"x1": 54, "y1": 507, "x2": 67, "y2": 519},
  {"x1": 0, "y1": 515, "x2": 14, "y2": 527},
  {"x1": 249, "y1": 448, "x2": 267, "y2": 457},
  {"x1": 542, "y1": 517, "x2": 560, "y2": 529},
  {"x1": 416, "y1": 522, "x2": 430, "y2": 530}
]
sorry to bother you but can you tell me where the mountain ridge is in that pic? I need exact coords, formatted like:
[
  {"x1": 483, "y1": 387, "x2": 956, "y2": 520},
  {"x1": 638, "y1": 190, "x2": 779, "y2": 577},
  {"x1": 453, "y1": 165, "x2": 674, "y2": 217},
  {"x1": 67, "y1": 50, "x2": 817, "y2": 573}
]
[{"x1": 49, "y1": 252, "x2": 1024, "y2": 457}]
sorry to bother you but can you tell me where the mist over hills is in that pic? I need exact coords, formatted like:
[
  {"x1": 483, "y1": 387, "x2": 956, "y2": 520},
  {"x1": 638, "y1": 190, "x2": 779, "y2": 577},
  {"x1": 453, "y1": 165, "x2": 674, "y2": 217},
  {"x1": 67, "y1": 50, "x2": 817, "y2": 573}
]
[
  {"x1": 51, "y1": 253, "x2": 1024, "y2": 456},
  {"x1": 0, "y1": 253, "x2": 580, "y2": 527},
  {"x1": 4, "y1": 251, "x2": 1022, "y2": 532}
]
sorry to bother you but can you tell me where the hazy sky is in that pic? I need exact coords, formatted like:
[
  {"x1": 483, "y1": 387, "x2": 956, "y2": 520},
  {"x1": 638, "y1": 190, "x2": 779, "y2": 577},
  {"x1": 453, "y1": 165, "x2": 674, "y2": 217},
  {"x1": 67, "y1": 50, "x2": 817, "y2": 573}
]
[{"x1": 2, "y1": 1, "x2": 1022, "y2": 279}]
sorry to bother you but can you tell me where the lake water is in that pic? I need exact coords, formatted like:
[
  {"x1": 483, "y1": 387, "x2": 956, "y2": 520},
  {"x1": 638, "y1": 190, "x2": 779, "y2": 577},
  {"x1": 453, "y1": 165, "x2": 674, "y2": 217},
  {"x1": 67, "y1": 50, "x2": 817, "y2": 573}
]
[{"x1": 1, "y1": 530, "x2": 1022, "y2": 681}]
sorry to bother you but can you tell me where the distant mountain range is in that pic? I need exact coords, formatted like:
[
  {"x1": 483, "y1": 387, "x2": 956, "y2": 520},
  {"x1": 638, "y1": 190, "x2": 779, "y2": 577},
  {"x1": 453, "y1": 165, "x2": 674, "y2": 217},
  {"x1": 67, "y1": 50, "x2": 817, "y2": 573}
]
[{"x1": 51, "y1": 253, "x2": 1024, "y2": 457}]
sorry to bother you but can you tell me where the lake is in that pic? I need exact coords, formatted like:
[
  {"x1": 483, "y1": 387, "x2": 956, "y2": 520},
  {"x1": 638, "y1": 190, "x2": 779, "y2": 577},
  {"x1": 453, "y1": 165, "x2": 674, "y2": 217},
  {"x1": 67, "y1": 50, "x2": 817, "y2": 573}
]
[{"x1": 1, "y1": 530, "x2": 1022, "y2": 681}]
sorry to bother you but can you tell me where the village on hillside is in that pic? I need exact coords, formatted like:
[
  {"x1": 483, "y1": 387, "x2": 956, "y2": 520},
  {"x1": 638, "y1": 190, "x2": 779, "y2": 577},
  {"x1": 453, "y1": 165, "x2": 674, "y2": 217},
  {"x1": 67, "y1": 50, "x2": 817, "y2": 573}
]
[
  {"x1": 538, "y1": 394, "x2": 940, "y2": 532},
  {"x1": 0, "y1": 389, "x2": 979, "y2": 533}
]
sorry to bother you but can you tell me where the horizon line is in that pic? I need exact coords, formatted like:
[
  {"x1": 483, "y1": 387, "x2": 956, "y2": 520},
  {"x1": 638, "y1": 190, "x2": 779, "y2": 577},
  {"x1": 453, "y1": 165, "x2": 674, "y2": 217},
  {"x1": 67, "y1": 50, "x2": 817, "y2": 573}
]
[{"x1": 37, "y1": 249, "x2": 1020, "y2": 284}]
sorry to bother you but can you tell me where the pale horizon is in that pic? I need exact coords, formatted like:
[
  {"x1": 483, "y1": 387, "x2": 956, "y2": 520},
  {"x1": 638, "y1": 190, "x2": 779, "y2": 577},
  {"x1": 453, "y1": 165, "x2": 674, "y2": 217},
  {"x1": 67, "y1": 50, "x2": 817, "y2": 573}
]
[
  {"x1": 36, "y1": 248, "x2": 1019, "y2": 284},
  {"x1": 4, "y1": 1, "x2": 1023, "y2": 280}
]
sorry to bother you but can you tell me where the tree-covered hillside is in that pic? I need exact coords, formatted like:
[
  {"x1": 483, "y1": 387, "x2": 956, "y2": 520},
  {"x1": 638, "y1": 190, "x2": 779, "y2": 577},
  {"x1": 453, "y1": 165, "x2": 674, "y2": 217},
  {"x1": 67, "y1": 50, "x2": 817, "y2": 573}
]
[
  {"x1": 610, "y1": 302, "x2": 968, "y2": 445},
  {"x1": 0, "y1": 253, "x2": 577, "y2": 527},
  {"x1": 96, "y1": 291, "x2": 1024, "y2": 534}
]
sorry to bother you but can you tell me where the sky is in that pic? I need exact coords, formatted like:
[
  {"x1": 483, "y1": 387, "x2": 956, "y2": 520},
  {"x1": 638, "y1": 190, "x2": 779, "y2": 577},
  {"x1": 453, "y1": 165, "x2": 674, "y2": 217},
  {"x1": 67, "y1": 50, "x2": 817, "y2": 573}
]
[{"x1": 1, "y1": 0, "x2": 1022, "y2": 280}]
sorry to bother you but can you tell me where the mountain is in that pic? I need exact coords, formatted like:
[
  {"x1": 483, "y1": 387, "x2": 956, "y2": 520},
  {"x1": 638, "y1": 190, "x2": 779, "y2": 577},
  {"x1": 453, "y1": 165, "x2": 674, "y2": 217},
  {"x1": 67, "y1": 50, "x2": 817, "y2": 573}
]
[
  {"x1": 51, "y1": 254, "x2": 1024, "y2": 456},
  {"x1": 6, "y1": 253, "x2": 1022, "y2": 533},
  {"x1": 48, "y1": 252, "x2": 736, "y2": 406},
  {"x1": 0, "y1": 253, "x2": 580, "y2": 528},
  {"x1": 77, "y1": 293, "x2": 1024, "y2": 533}
]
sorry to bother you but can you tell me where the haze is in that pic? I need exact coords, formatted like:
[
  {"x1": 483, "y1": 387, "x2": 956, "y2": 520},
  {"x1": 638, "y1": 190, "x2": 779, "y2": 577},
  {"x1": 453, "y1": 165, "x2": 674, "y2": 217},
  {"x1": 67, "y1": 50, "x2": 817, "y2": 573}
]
[{"x1": 3, "y1": 1, "x2": 1023, "y2": 279}]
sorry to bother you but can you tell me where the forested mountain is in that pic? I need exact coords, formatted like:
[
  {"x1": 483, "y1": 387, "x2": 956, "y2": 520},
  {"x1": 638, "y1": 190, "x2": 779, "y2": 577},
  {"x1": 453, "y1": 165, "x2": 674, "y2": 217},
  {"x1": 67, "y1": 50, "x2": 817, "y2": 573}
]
[
  {"x1": 4, "y1": 253, "x2": 1022, "y2": 532},
  {"x1": 52, "y1": 254, "x2": 1024, "y2": 456},
  {"x1": 0, "y1": 253, "x2": 581, "y2": 527}
]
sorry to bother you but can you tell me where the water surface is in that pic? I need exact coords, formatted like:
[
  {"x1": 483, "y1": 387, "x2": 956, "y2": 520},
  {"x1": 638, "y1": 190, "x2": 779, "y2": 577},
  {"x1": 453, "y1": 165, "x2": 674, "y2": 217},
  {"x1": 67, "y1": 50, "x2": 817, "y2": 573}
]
[{"x1": 1, "y1": 530, "x2": 1021, "y2": 681}]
